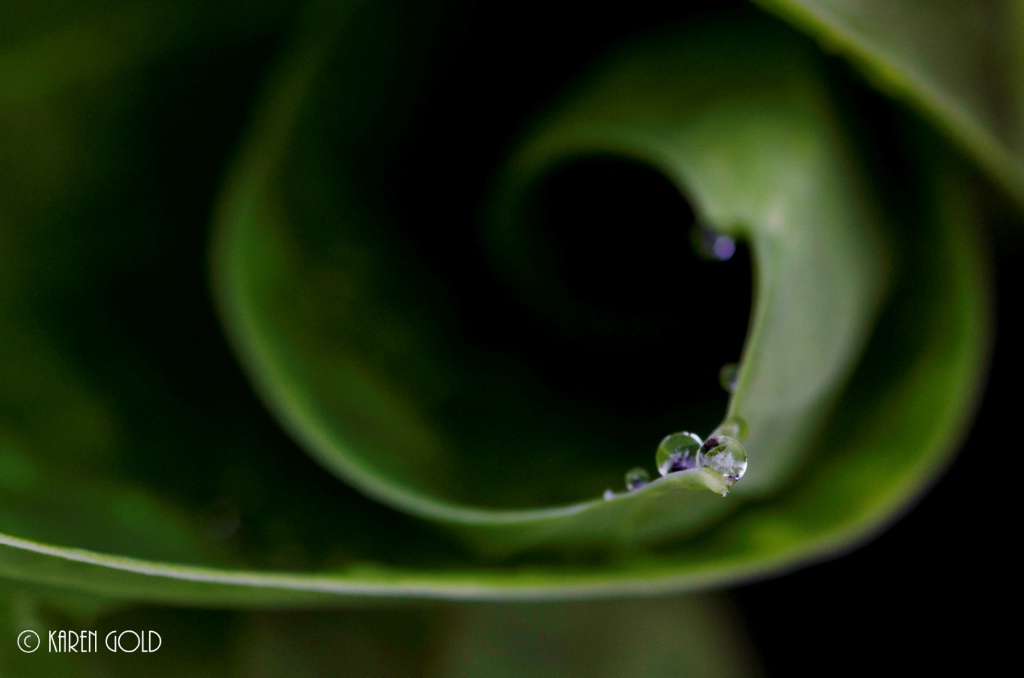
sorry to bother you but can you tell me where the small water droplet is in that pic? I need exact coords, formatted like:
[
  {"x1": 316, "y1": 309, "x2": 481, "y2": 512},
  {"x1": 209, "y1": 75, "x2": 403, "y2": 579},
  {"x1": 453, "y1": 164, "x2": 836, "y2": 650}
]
[
  {"x1": 603, "y1": 489, "x2": 616, "y2": 501},
  {"x1": 691, "y1": 224, "x2": 737, "y2": 262},
  {"x1": 713, "y1": 416, "x2": 749, "y2": 441},
  {"x1": 656, "y1": 431, "x2": 703, "y2": 476},
  {"x1": 624, "y1": 467, "x2": 650, "y2": 491},
  {"x1": 719, "y1": 363, "x2": 739, "y2": 393},
  {"x1": 697, "y1": 435, "x2": 748, "y2": 483}
]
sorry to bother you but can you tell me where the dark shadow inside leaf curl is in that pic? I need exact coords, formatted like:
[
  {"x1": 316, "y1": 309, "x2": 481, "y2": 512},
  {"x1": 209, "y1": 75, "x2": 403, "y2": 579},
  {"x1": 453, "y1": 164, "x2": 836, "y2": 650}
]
[{"x1": 478, "y1": 156, "x2": 750, "y2": 416}]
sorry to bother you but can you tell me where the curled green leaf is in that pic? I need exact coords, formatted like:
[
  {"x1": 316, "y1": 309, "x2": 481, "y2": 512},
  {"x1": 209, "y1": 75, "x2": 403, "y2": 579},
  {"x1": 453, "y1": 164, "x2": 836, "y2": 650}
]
[{"x1": 0, "y1": 0, "x2": 994, "y2": 612}]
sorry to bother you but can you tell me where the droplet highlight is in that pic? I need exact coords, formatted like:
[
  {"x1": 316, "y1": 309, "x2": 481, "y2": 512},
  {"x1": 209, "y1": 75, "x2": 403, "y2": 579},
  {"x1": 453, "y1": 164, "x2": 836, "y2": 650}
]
[
  {"x1": 719, "y1": 363, "x2": 739, "y2": 393},
  {"x1": 624, "y1": 467, "x2": 650, "y2": 491},
  {"x1": 697, "y1": 435, "x2": 748, "y2": 483},
  {"x1": 691, "y1": 225, "x2": 737, "y2": 262},
  {"x1": 656, "y1": 431, "x2": 703, "y2": 476}
]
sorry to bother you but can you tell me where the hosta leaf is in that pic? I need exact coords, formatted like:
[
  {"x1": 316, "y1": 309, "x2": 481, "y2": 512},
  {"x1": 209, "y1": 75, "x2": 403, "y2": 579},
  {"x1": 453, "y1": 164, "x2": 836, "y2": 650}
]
[{"x1": 0, "y1": 1, "x2": 989, "y2": 606}]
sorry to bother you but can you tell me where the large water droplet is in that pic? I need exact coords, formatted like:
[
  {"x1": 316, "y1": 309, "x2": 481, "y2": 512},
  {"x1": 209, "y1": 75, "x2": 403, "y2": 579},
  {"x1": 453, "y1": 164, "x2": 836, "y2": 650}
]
[
  {"x1": 656, "y1": 431, "x2": 703, "y2": 476},
  {"x1": 692, "y1": 224, "x2": 737, "y2": 262},
  {"x1": 697, "y1": 435, "x2": 748, "y2": 483},
  {"x1": 713, "y1": 416, "x2": 748, "y2": 441},
  {"x1": 719, "y1": 363, "x2": 739, "y2": 393},
  {"x1": 624, "y1": 467, "x2": 650, "y2": 491}
]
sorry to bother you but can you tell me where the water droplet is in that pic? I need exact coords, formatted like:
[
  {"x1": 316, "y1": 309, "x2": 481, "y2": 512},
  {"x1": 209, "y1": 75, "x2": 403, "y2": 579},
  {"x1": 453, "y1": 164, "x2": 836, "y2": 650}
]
[
  {"x1": 697, "y1": 435, "x2": 748, "y2": 483},
  {"x1": 624, "y1": 467, "x2": 650, "y2": 491},
  {"x1": 713, "y1": 416, "x2": 748, "y2": 441},
  {"x1": 603, "y1": 489, "x2": 616, "y2": 501},
  {"x1": 691, "y1": 225, "x2": 737, "y2": 262},
  {"x1": 656, "y1": 431, "x2": 703, "y2": 476},
  {"x1": 719, "y1": 363, "x2": 739, "y2": 393}
]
